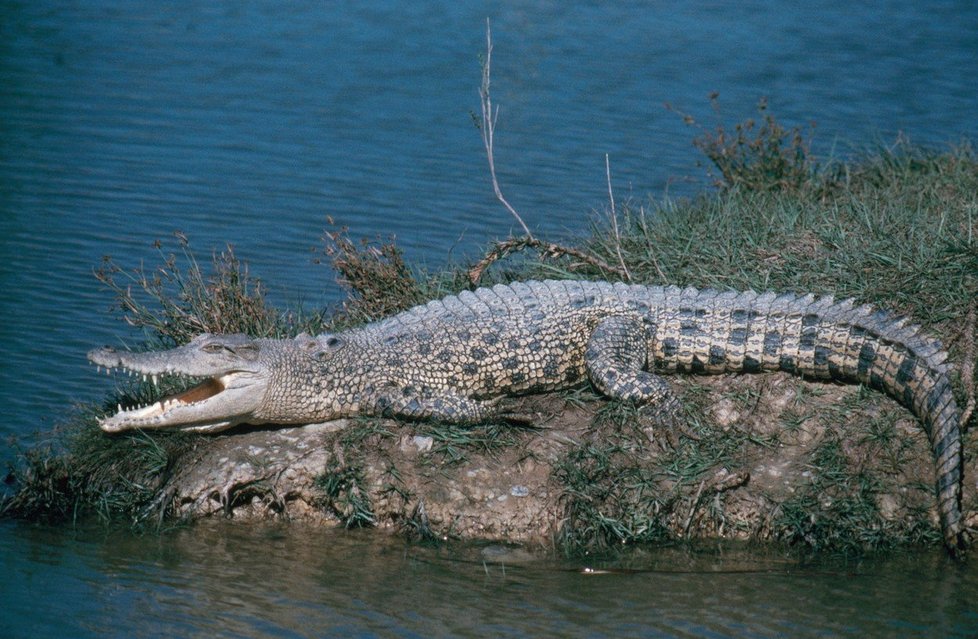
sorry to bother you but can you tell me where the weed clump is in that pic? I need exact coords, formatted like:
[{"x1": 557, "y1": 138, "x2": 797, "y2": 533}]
[
  {"x1": 319, "y1": 220, "x2": 431, "y2": 324},
  {"x1": 2, "y1": 408, "x2": 198, "y2": 527},
  {"x1": 95, "y1": 231, "x2": 291, "y2": 344},
  {"x1": 672, "y1": 95, "x2": 817, "y2": 193},
  {"x1": 315, "y1": 462, "x2": 375, "y2": 528}
]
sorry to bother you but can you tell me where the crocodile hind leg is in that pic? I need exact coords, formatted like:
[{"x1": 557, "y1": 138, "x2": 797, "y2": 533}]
[{"x1": 585, "y1": 314, "x2": 681, "y2": 417}]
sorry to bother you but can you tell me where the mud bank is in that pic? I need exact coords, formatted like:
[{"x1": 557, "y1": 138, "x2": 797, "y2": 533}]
[{"x1": 153, "y1": 372, "x2": 976, "y2": 552}]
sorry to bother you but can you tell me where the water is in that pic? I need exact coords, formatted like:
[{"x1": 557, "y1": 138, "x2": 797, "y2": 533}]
[
  {"x1": 2, "y1": 1, "x2": 977, "y2": 636},
  {"x1": 3, "y1": 520, "x2": 977, "y2": 639}
]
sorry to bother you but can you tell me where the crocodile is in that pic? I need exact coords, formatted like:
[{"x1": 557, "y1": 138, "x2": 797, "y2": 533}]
[{"x1": 88, "y1": 279, "x2": 966, "y2": 553}]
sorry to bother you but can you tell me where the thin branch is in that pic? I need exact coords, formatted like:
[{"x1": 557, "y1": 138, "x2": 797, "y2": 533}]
[
  {"x1": 479, "y1": 18, "x2": 533, "y2": 239},
  {"x1": 682, "y1": 480, "x2": 706, "y2": 538},
  {"x1": 636, "y1": 204, "x2": 667, "y2": 281},
  {"x1": 605, "y1": 154, "x2": 631, "y2": 282},
  {"x1": 682, "y1": 471, "x2": 749, "y2": 537},
  {"x1": 468, "y1": 237, "x2": 626, "y2": 285}
]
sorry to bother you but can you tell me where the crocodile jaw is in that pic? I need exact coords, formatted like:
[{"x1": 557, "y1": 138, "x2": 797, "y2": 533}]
[{"x1": 97, "y1": 373, "x2": 261, "y2": 433}]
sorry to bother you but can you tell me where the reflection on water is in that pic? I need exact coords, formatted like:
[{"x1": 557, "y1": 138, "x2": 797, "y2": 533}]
[{"x1": 3, "y1": 520, "x2": 977, "y2": 638}]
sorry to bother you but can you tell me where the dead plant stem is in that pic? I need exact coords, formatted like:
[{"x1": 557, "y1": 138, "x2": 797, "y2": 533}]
[
  {"x1": 605, "y1": 154, "x2": 632, "y2": 282},
  {"x1": 479, "y1": 19, "x2": 532, "y2": 239},
  {"x1": 468, "y1": 236, "x2": 627, "y2": 285}
]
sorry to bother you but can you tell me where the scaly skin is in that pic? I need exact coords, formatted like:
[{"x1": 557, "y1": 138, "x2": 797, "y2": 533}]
[{"x1": 88, "y1": 280, "x2": 966, "y2": 553}]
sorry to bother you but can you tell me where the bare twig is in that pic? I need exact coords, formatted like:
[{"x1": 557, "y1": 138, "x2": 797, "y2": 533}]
[
  {"x1": 636, "y1": 204, "x2": 667, "y2": 281},
  {"x1": 682, "y1": 479, "x2": 707, "y2": 537},
  {"x1": 479, "y1": 18, "x2": 532, "y2": 239},
  {"x1": 468, "y1": 236, "x2": 627, "y2": 285},
  {"x1": 681, "y1": 471, "x2": 749, "y2": 537},
  {"x1": 605, "y1": 154, "x2": 631, "y2": 282}
]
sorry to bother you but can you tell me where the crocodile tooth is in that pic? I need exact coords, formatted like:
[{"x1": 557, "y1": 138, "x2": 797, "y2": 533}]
[
  {"x1": 117, "y1": 403, "x2": 122, "y2": 413},
  {"x1": 152, "y1": 374, "x2": 159, "y2": 387}
]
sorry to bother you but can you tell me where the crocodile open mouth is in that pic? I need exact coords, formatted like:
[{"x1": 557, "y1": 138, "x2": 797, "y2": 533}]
[
  {"x1": 108, "y1": 377, "x2": 227, "y2": 422},
  {"x1": 88, "y1": 336, "x2": 265, "y2": 433},
  {"x1": 95, "y1": 371, "x2": 247, "y2": 432}
]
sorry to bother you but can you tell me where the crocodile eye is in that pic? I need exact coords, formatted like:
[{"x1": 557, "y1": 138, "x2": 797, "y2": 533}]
[
  {"x1": 325, "y1": 336, "x2": 342, "y2": 349},
  {"x1": 202, "y1": 343, "x2": 224, "y2": 353},
  {"x1": 235, "y1": 343, "x2": 260, "y2": 361}
]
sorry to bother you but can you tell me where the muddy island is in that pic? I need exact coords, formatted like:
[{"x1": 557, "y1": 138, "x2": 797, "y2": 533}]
[{"x1": 5, "y1": 138, "x2": 977, "y2": 556}]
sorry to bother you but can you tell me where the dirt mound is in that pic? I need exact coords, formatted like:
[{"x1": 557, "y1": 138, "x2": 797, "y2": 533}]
[{"x1": 159, "y1": 373, "x2": 975, "y2": 553}]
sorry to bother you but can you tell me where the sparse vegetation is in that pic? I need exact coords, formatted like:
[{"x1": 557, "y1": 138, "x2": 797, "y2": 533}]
[
  {"x1": 772, "y1": 433, "x2": 941, "y2": 553},
  {"x1": 554, "y1": 439, "x2": 671, "y2": 552},
  {"x1": 315, "y1": 462, "x2": 375, "y2": 528},
  {"x1": 670, "y1": 94, "x2": 817, "y2": 193},
  {"x1": 94, "y1": 231, "x2": 303, "y2": 344},
  {"x1": 3, "y1": 406, "x2": 198, "y2": 527}
]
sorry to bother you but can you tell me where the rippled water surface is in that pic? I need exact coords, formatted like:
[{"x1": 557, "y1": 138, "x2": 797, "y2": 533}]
[
  {"x1": 2, "y1": 1, "x2": 978, "y2": 636},
  {"x1": 4, "y1": 521, "x2": 978, "y2": 638}
]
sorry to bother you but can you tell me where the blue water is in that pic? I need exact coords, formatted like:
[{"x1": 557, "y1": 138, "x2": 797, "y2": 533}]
[{"x1": 2, "y1": 1, "x2": 977, "y2": 636}]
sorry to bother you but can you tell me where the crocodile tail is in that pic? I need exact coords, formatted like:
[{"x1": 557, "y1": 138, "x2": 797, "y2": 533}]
[
  {"x1": 644, "y1": 286, "x2": 964, "y2": 552},
  {"x1": 795, "y1": 297, "x2": 965, "y2": 554}
]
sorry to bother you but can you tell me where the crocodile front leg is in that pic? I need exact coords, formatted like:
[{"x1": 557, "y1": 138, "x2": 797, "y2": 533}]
[
  {"x1": 362, "y1": 382, "x2": 500, "y2": 423},
  {"x1": 585, "y1": 314, "x2": 680, "y2": 413}
]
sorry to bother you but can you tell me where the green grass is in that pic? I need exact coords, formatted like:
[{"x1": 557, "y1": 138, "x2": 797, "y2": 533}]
[
  {"x1": 2, "y1": 406, "x2": 199, "y2": 528},
  {"x1": 552, "y1": 395, "x2": 749, "y2": 553},
  {"x1": 553, "y1": 439, "x2": 671, "y2": 552},
  {"x1": 586, "y1": 142, "x2": 977, "y2": 327},
  {"x1": 314, "y1": 462, "x2": 375, "y2": 528},
  {"x1": 416, "y1": 420, "x2": 526, "y2": 466},
  {"x1": 764, "y1": 379, "x2": 943, "y2": 554},
  {"x1": 771, "y1": 434, "x2": 941, "y2": 554}
]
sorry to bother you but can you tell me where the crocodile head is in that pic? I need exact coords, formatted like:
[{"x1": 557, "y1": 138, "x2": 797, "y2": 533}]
[{"x1": 88, "y1": 333, "x2": 317, "y2": 433}]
